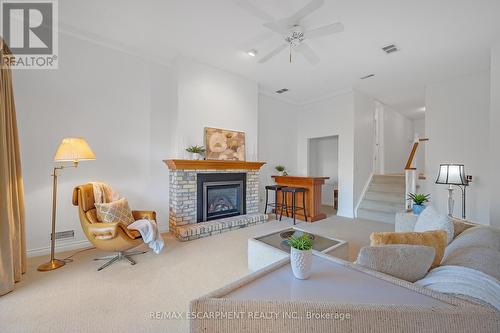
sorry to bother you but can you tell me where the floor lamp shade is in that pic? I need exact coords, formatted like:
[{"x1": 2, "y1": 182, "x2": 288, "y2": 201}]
[{"x1": 54, "y1": 137, "x2": 96, "y2": 162}]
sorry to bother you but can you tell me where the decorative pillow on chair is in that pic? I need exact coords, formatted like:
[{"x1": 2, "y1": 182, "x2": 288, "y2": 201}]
[
  {"x1": 370, "y1": 230, "x2": 447, "y2": 268},
  {"x1": 95, "y1": 198, "x2": 135, "y2": 226},
  {"x1": 414, "y1": 206, "x2": 454, "y2": 244},
  {"x1": 356, "y1": 245, "x2": 435, "y2": 282}
]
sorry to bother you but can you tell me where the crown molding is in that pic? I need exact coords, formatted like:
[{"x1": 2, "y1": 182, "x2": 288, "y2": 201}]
[{"x1": 58, "y1": 23, "x2": 173, "y2": 67}]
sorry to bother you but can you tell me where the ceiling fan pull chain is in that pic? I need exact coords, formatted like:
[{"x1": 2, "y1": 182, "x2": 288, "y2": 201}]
[{"x1": 289, "y1": 43, "x2": 292, "y2": 63}]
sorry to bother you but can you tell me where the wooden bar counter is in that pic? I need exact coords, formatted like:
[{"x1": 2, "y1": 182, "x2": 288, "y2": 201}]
[{"x1": 271, "y1": 176, "x2": 329, "y2": 222}]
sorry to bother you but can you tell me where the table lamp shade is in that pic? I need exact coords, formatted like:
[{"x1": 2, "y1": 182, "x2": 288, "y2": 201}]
[
  {"x1": 54, "y1": 137, "x2": 96, "y2": 162},
  {"x1": 435, "y1": 164, "x2": 467, "y2": 185}
]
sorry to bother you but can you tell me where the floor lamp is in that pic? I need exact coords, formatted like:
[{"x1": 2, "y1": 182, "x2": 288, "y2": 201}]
[
  {"x1": 435, "y1": 164, "x2": 469, "y2": 219},
  {"x1": 37, "y1": 137, "x2": 96, "y2": 272}
]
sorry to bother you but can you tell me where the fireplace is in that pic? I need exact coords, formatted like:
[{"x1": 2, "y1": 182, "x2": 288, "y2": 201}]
[{"x1": 197, "y1": 173, "x2": 246, "y2": 222}]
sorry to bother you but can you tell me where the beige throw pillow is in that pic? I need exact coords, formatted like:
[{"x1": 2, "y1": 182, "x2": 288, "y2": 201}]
[
  {"x1": 356, "y1": 245, "x2": 435, "y2": 282},
  {"x1": 95, "y1": 198, "x2": 135, "y2": 226}
]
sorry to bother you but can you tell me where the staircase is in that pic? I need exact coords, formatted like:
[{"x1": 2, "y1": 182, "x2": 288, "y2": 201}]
[{"x1": 357, "y1": 174, "x2": 406, "y2": 224}]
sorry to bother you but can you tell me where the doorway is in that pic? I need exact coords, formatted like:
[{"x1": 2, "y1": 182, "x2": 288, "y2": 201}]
[{"x1": 308, "y1": 135, "x2": 339, "y2": 216}]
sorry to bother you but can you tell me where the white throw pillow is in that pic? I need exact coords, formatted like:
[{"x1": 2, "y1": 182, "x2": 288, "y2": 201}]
[{"x1": 414, "y1": 206, "x2": 454, "y2": 244}]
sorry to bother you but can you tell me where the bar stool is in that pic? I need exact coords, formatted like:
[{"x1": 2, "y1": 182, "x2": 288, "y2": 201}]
[
  {"x1": 280, "y1": 187, "x2": 307, "y2": 225},
  {"x1": 264, "y1": 185, "x2": 287, "y2": 219}
]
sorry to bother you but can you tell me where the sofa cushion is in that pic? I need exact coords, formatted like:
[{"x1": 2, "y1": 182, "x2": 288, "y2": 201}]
[
  {"x1": 370, "y1": 230, "x2": 447, "y2": 268},
  {"x1": 442, "y1": 246, "x2": 500, "y2": 280},
  {"x1": 95, "y1": 198, "x2": 135, "y2": 226},
  {"x1": 446, "y1": 226, "x2": 500, "y2": 254},
  {"x1": 414, "y1": 206, "x2": 454, "y2": 244},
  {"x1": 356, "y1": 245, "x2": 435, "y2": 282}
]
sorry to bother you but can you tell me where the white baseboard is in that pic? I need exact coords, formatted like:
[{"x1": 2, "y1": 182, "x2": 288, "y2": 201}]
[
  {"x1": 27, "y1": 225, "x2": 171, "y2": 258},
  {"x1": 27, "y1": 239, "x2": 93, "y2": 257}
]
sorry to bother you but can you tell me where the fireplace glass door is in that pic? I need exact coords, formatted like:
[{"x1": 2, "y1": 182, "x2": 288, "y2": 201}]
[{"x1": 203, "y1": 181, "x2": 243, "y2": 221}]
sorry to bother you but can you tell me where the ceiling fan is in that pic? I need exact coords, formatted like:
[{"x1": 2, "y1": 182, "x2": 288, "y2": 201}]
[{"x1": 238, "y1": 0, "x2": 344, "y2": 65}]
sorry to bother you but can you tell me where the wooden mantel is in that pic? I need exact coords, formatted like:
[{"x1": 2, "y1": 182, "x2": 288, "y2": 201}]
[{"x1": 164, "y1": 159, "x2": 266, "y2": 170}]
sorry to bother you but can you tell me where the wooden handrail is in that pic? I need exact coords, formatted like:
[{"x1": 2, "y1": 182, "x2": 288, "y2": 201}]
[{"x1": 405, "y1": 142, "x2": 419, "y2": 170}]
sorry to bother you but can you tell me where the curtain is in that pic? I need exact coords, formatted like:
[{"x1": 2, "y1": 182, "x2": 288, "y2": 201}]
[{"x1": 0, "y1": 39, "x2": 26, "y2": 296}]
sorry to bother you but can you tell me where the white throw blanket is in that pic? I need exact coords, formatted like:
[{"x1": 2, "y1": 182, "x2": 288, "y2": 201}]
[
  {"x1": 127, "y1": 219, "x2": 164, "y2": 254},
  {"x1": 415, "y1": 265, "x2": 500, "y2": 310},
  {"x1": 91, "y1": 182, "x2": 164, "y2": 254}
]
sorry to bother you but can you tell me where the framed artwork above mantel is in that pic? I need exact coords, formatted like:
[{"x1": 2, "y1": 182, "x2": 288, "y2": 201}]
[{"x1": 204, "y1": 127, "x2": 246, "y2": 161}]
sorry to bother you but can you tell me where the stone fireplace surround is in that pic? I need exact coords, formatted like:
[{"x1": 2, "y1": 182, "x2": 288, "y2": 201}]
[{"x1": 165, "y1": 160, "x2": 268, "y2": 241}]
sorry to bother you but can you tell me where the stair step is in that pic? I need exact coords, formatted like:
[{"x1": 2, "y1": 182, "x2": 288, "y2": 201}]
[
  {"x1": 364, "y1": 190, "x2": 405, "y2": 204},
  {"x1": 371, "y1": 175, "x2": 405, "y2": 185},
  {"x1": 368, "y1": 183, "x2": 406, "y2": 193},
  {"x1": 359, "y1": 199, "x2": 405, "y2": 213},
  {"x1": 357, "y1": 208, "x2": 396, "y2": 224}
]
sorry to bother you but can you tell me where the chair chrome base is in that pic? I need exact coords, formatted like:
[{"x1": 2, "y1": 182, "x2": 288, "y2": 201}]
[{"x1": 93, "y1": 251, "x2": 146, "y2": 271}]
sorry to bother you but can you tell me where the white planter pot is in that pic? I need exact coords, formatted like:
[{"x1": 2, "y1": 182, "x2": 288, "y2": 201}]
[
  {"x1": 190, "y1": 152, "x2": 202, "y2": 160},
  {"x1": 290, "y1": 247, "x2": 312, "y2": 279}
]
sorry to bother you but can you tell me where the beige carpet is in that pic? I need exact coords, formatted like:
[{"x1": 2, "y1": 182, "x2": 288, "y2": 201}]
[{"x1": 0, "y1": 215, "x2": 393, "y2": 333}]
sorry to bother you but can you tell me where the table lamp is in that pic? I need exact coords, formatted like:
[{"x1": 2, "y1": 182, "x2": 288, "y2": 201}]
[
  {"x1": 37, "y1": 137, "x2": 96, "y2": 272},
  {"x1": 435, "y1": 164, "x2": 470, "y2": 219}
]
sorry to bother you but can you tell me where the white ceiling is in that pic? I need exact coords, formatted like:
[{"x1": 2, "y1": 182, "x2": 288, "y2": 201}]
[{"x1": 60, "y1": 0, "x2": 500, "y2": 111}]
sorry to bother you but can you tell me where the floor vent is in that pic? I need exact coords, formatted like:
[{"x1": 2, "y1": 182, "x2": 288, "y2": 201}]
[
  {"x1": 54, "y1": 230, "x2": 75, "y2": 240},
  {"x1": 275, "y1": 88, "x2": 289, "y2": 94},
  {"x1": 382, "y1": 44, "x2": 399, "y2": 54}
]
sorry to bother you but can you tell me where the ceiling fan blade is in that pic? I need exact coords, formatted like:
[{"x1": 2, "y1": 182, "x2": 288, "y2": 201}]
[
  {"x1": 305, "y1": 22, "x2": 344, "y2": 39},
  {"x1": 263, "y1": 21, "x2": 289, "y2": 36},
  {"x1": 258, "y1": 43, "x2": 288, "y2": 63},
  {"x1": 235, "y1": 0, "x2": 275, "y2": 22},
  {"x1": 295, "y1": 43, "x2": 320, "y2": 65},
  {"x1": 288, "y1": 0, "x2": 324, "y2": 24}
]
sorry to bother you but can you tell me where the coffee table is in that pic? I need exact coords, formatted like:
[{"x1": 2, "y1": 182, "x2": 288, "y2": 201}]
[{"x1": 248, "y1": 227, "x2": 348, "y2": 271}]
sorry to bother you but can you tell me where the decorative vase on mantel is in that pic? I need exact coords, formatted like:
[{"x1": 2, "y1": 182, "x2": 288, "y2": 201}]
[
  {"x1": 290, "y1": 247, "x2": 313, "y2": 279},
  {"x1": 190, "y1": 152, "x2": 202, "y2": 160}
]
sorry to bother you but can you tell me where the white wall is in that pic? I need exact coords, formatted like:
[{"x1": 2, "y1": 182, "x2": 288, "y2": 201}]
[
  {"x1": 175, "y1": 58, "x2": 258, "y2": 160},
  {"x1": 353, "y1": 90, "x2": 375, "y2": 207},
  {"x1": 491, "y1": 44, "x2": 500, "y2": 227},
  {"x1": 257, "y1": 93, "x2": 299, "y2": 210},
  {"x1": 14, "y1": 34, "x2": 177, "y2": 254},
  {"x1": 298, "y1": 91, "x2": 355, "y2": 217},
  {"x1": 308, "y1": 136, "x2": 339, "y2": 205},
  {"x1": 425, "y1": 72, "x2": 490, "y2": 224},
  {"x1": 382, "y1": 105, "x2": 415, "y2": 174}
]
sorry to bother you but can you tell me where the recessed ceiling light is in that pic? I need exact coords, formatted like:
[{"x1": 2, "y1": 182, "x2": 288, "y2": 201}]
[
  {"x1": 419, "y1": 107, "x2": 426, "y2": 112},
  {"x1": 247, "y1": 49, "x2": 258, "y2": 57}
]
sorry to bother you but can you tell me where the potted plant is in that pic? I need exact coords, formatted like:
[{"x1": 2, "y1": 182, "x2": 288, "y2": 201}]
[
  {"x1": 185, "y1": 145, "x2": 205, "y2": 160},
  {"x1": 275, "y1": 165, "x2": 288, "y2": 176},
  {"x1": 288, "y1": 234, "x2": 313, "y2": 279},
  {"x1": 408, "y1": 193, "x2": 430, "y2": 215}
]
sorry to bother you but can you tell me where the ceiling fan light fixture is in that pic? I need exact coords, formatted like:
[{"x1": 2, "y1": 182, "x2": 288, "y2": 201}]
[{"x1": 247, "y1": 49, "x2": 258, "y2": 57}]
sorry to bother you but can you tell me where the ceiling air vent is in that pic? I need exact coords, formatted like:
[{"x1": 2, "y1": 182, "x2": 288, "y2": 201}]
[
  {"x1": 360, "y1": 74, "x2": 375, "y2": 80},
  {"x1": 382, "y1": 44, "x2": 399, "y2": 54},
  {"x1": 275, "y1": 88, "x2": 289, "y2": 94}
]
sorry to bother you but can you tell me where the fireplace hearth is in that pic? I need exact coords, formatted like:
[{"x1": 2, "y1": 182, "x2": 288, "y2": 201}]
[{"x1": 197, "y1": 173, "x2": 246, "y2": 222}]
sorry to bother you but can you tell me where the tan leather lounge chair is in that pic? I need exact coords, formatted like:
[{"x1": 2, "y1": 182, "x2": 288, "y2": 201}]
[{"x1": 72, "y1": 183, "x2": 156, "y2": 271}]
